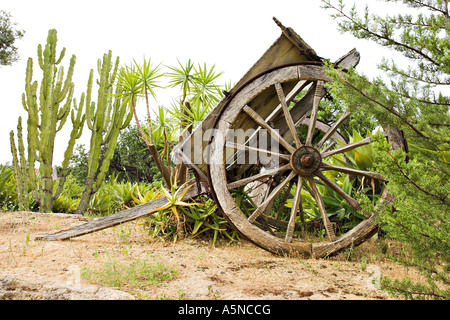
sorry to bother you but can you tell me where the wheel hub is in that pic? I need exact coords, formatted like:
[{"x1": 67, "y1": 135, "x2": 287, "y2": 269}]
[{"x1": 290, "y1": 146, "x2": 322, "y2": 176}]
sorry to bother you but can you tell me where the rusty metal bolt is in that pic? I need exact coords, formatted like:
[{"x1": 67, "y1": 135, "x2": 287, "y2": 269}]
[{"x1": 300, "y1": 154, "x2": 314, "y2": 167}]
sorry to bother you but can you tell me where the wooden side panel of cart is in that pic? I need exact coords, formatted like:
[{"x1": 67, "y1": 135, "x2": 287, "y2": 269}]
[{"x1": 173, "y1": 20, "x2": 326, "y2": 181}]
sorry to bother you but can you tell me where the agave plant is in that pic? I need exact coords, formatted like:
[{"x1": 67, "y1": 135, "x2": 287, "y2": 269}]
[
  {"x1": 328, "y1": 129, "x2": 376, "y2": 171},
  {"x1": 110, "y1": 180, "x2": 139, "y2": 211},
  {"x1": 281, "y1": 130, "x2": 383, "y2": 236},
  {"x1": 131, "y1": 184, "x2": 163, "y2": 206},
  {"x1": 327, "y1": 129, "x2": 384, "y2": 201},
  {"x1": 181, "y1": 197, "x2": 239, "y2": 247},
  {"x1": 52, "y1": 194, "x2": 79, "y2": 213},
  {"x1": 147, "y1": 182, "x2": 201, "y2": 241},
  {"x1": 88, "y1": 186, "x2": 115, "y2": 216}
]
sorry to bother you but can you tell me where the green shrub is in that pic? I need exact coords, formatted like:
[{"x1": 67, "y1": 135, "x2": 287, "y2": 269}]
[{"x1": 0, "y1": 164, "x2": 18, "y2": 211}]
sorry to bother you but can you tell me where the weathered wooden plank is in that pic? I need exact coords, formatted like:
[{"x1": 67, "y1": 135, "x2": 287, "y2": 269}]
[
  {"x1": 230, "y1": 25, "x2": 321, "y2": 95},
  {"x1": 35, "y1": 183, "x2": 205, "y2": 241}
]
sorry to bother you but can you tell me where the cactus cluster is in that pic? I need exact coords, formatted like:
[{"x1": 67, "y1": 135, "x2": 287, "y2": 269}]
[
  {"x1": 10, "y1": 29, "x2": 85, "y2": 212},
  {"x1": 9, "y1": 117, "x2": 28, "y2": 210},
  {"x1": 10, "y1": 29, "x2": 133, "y2": 214},
  {"x1": 75, "y1": 51, "x2": 132, "y2": 214}
]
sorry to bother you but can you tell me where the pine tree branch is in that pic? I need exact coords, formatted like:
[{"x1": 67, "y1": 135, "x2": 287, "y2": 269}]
[
  {"x1": 400, "y1": 197, "x2": 449, "y2": 226},
  {"x1": 323, "y1": 1, "x2": 440, "y2": 66},
  {"x1": 441, "y1": 189, "x2": 450, "y2": 201},
  {"x1": 385, "y1": 149, "x2": 446, "y2": 202},
  {"x1": 400, "y1": 93, "x2": 450, "y2": 107},
  {"x1": 391, "y1": 20, "x2": 446, "y2": 29},
  {"x1": 335, "y1": 71, "x2": 430, "y2": 139},
  {"x1": 383, "y1": 66, "x2": 450, "y2": 86},
  {"x1": 407, "y1": 0, "x2": 448, "y2": 17},
  {"x1": 382, "y1": 281, "x2": 445, "y2": 299}
]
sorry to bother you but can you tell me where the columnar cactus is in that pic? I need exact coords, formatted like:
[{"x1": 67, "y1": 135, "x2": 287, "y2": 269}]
[
  {"x1": 75, "y1": 51, "x2": 132, "y2": 214},
  {"x1": 10, "y1": 29, "x2": 85, "y2": 212},
  {"x1": 9, "y1": 117, "x2": 28, "y2": 211}
]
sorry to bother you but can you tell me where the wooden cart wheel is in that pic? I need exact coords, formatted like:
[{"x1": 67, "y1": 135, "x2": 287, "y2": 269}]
[{"x1": 208, "y1": 64, "x2": 383, "y2": 258}]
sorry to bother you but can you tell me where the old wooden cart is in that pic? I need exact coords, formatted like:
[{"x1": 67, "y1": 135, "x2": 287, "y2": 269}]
[{"x1": 38, "y1": 18, "x2": 386, "y2": 258}]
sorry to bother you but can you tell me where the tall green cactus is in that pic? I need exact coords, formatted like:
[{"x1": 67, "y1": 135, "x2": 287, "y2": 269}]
[
  {"x1": 10, "y1": 29, "x2": 85, "y2": 212},
  {"x1": 9, "y1": 117, "x2": 28, "y2": 211},
  {"x1": 75, "y1": 51, "x2": 132, "y2": 214}
]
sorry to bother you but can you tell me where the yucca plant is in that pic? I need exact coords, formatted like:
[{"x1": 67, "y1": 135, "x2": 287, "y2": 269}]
[
  {"x1": 186, "y1": 62, "x2": 223, "y2": 109},
  {"x1": 116, "y1": 59, "x2": 172, "y2": 188},
  {"x1": 167, "y1": 60, "x2": 224, "y2": 131},
  {"x1": 150, "y1": 105, "x2": 178, "y2": 154}
]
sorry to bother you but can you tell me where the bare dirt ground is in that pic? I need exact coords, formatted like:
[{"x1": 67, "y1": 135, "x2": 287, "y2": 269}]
[{"x1": 0, "y1": 211, "x2": 420, "y2": 300}]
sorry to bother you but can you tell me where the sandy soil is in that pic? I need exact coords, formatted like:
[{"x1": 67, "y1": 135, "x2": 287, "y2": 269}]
[{"x1": 0, "y1": 211, "x2": 419, "y2": 300}]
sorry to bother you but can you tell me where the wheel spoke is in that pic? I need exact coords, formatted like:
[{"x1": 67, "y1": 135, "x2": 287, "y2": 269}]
[
  {"x1": 248, "y1": 171, "x2": 297, "y2": 224},
  {"x1": 299, "y1": 185, "x2": 305, "y2": 224},
  {"x1": 227, "y1": 164, "x2": 292, "y2": 189},
  {"x1": 315, "y1": 111, "x2": 351, "y2": 149},
  {"x1": 294, "y1": 111, "x2": 311, "y2": 128},
  {"x1": 243, "y1": 105, "x2": 296, "y2": 153},
  {"x1": 307, "y1": 177, "x2": 337, "y2": 241},
  {"x1": 321, "y1": 136, "x2": 372, "y2": 159},
  {"x1": 265, "y1": 80, "x2": 311, "y2": 125},
  {"x1": 320, "y1": 163, "x2": 385, "y2": 180},
  {"x1": 275, "y1": 83, "x2": 302, "y2": 148},
  {"x1": 315, "y1": 171, "x2": 362, "y2": 211},
  {"x1": 321, "y1": 141, "x2": 336, "y2": 153},
  {"x1": 225, "y1": 141, "x2": 290, "y2": 161},
  {"x1": 285, "y1": 176, "x2": 303, "y2": 243},
  {"x1": 275, "y1": 179, "x2": 295, "y2": 219},
  {"x1": 305, "y1": 81, "x2": 324, "y2": 146}
]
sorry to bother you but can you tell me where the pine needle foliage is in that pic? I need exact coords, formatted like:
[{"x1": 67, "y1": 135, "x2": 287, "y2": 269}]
[{"x1": 322, "y1": 0, "x2": 449, "y2": 299}]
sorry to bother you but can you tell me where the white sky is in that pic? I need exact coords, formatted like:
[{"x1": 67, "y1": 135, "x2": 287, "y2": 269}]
[{"x1": 0, "y1": 0, "x2": 402, "y2": 165}]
